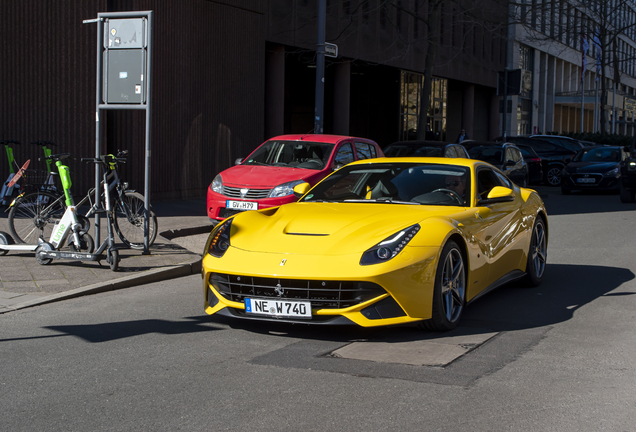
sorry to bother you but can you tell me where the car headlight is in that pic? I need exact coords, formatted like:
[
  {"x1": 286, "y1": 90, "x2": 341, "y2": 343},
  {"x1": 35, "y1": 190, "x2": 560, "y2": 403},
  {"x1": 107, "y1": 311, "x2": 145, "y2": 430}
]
[
  {"x1": 628, "y1": 161, "x2": 636, "y2": 171},
  {"x1": 269, "y1": 180, "x2": 305, "y2": 198},
  {"x1": 360, "y1": 224, "x2": 421, "y2": 265},
  {"x1": 207, "y1": 218, "x2": 233, "y2": 258},
  {"x1": 606, "y1": 167, "x2": 620, "y2": 177},
  {"x1": 211, "y1": 174, "x2": 223, "y2": 194}
]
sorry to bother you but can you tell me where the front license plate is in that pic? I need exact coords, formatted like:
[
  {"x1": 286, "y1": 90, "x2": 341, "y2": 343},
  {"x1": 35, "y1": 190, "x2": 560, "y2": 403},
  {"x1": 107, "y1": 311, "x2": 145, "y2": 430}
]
[
  {"x1": 577, "y1": 178, "x2": 596, "y2": 183},
  {"x1": 226, "y1": 200, "x2": 258, "y2": 211},
  {"x1": 245, "y1": 298, "x2": 312, "y2": 319}
]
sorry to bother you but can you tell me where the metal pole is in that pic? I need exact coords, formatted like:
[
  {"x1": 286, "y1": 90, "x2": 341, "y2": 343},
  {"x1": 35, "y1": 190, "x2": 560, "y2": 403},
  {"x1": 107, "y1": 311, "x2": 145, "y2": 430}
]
[
  {"x1": 313, "y1": 0, "x2": 326, "y2": 134},
  {"x1": 94, "y1": 16, "x2": 104, "y2": 245},
  {"x1": 143, "y1": 11, "x2": 153, "y2": 254},
  {"x1": 612, "y1": 82, "x2": 616, "y2": 134},
  {"x1": 580, "y1": 75, "x2": 585, "y2": 133},
  {"x1": 503, "y1": 69, "x2": 508, "y2": 140},
  {"x1": 594, "y1": 79, "x2": 599, "y2": 133}
]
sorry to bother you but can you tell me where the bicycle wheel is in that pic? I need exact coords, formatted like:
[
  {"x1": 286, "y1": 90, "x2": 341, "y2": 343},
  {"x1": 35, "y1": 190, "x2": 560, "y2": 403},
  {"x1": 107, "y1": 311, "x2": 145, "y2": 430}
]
[
  {"x1": 8, "y1": 191, "x2": 65, "y2": 244},
  {"x1": 113, "y1": 191, "x2": 158, "y2": 249}
]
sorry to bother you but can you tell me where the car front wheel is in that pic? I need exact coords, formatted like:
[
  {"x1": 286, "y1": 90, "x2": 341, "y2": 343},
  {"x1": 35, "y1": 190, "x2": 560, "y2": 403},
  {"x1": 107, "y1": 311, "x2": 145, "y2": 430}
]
[
  {"x1": 545, "y1": 166, "x2": 563, "y2": 186},
  {"x1": 619, "y1": 183, "x2": 635, "y2": 203},
  {"x1": 420, "y1": 240, "x2": 466, "y2": 332}
]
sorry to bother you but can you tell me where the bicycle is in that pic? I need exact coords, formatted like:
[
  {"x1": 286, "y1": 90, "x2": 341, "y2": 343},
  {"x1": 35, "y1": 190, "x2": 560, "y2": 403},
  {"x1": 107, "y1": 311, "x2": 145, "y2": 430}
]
[
  {"x1": 22, "y1": 141, "x2": 59, "y2": 194},
  {"x1": 7, "y1": 150, "x2": 158, "y2": 249}
]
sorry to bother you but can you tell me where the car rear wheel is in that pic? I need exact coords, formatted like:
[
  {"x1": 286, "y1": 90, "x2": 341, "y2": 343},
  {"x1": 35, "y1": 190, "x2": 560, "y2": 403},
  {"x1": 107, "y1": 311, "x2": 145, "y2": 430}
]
[
  {"x1": 420, "y1": 240, "x2": 466, "y2": 332},
  {"x1": 545, "y1": 166, "x2": 563, "y2": 186},
  {"x1": 524, "y1": 216, "x2": 547, "y2": 287},
  {"x1": 619, "y1": 183, "x2": 635, "y2": 203}
]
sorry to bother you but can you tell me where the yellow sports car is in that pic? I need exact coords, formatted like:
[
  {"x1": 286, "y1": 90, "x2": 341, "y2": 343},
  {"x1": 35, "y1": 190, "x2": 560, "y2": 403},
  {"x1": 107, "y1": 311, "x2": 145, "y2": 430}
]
[{"x1": 202, "y1": 157, "x2": 548, "y2": 331}]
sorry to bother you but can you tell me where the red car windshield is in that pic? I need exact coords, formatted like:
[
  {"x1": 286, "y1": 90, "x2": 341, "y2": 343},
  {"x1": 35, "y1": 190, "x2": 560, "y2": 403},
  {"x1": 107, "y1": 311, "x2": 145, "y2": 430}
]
[{"x1": 243, "y1": 140, "x2": 335, "y2": 170}]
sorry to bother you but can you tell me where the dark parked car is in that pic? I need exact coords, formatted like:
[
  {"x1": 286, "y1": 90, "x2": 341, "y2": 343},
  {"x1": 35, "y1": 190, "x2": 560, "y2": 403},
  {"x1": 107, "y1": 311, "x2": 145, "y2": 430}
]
[
  {"x1": 530, "y1": 135, "x2": 587, "y2": 152},
  {"x1": 499, "y1": 136, "x2": 577, "y2": 186},
  {"x1": 462, "y1": 141, "x2": 529, "y2": 186},
  {"x1": 620, "y1": 144, "x2": 636, "y2": 202},
  {"x1": 514, "y1": 143, "x2": 544, "y2": 184},
  {"x1": 383, "y1": 141, "x2": 469, "y2": 158},
  {"x1": 561, "y1": 146, "x2": 626, "y2": 194}
]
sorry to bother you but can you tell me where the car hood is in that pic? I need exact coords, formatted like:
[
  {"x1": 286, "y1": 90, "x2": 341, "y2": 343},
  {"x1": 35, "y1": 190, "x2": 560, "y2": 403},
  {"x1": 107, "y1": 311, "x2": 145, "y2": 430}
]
[
  {"x1": 228, "y1": 202, "x2": 462, "y2": 255},
  {"x1": 220, "y1": 165, "x2": 320, "y2": 188},
  {"x1": 566, "y1": 162, "x2": 619, "y2": 173}
]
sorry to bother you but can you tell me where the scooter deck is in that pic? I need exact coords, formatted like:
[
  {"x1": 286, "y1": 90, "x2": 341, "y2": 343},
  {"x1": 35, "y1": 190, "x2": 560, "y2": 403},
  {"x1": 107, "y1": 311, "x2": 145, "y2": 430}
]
[
  {"x1": 0, "y1": 244, "x2": 39, "y2": 252},
  {"x1": 37, "y1": 250, "x2": 105, "y2": 261}
]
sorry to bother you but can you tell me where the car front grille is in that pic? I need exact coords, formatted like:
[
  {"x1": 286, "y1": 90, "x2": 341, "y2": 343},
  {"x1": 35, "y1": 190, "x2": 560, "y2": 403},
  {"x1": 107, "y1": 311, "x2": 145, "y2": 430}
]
[
  {"x1": 222, "y1": 186, "x2": 271, "y2": 199},
  {"x1": 209, "y1": 273, "x2": 386, "y2": 309},
  {"x1": 218, "y1": 208, "x2": 243, "y2": 218}
]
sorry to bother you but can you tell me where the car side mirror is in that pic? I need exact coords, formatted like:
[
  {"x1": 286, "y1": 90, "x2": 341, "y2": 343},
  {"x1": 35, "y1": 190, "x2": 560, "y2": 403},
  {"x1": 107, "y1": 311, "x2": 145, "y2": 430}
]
[
  {"x1": 333, "y1": 162, "x2": 345, "y2": 171},
  {"x1": 234, "y1": 158, "x2": 244, "y2": 165},
  {"x1": 293, "y1": 182, "x2": 311, "y2": 198},
  {"x1": 480, "y1": 186, "x2": 515, "y2": 204}
]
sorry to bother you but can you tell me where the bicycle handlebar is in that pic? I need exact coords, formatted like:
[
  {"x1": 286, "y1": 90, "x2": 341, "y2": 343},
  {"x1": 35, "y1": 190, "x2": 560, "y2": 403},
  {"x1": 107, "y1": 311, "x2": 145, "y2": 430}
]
[
  {"x1": 31, "y1": 140, "x2": 56, "y2": 146},
  {"x1": 46, "y1": 153, "x2": 71, "y2": 161},
  {"x1": 1, "y1": 140, "x2": 20, "y2": 145}
]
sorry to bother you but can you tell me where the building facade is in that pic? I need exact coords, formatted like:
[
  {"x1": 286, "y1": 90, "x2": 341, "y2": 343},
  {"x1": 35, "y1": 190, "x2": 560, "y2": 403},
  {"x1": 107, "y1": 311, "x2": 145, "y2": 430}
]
[
  {"x1": 1, "y1": 0, "x2": 508, "y2": 199},
  {"x1": 506, "y1": 0, "x2": 636, "y2": 137}
]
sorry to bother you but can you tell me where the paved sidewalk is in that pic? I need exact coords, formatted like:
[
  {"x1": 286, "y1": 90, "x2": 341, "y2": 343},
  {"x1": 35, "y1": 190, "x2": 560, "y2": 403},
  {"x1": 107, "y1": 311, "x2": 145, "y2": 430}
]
[{"x1": 0, "y1": 197, "x2": 214, "y2": 313}]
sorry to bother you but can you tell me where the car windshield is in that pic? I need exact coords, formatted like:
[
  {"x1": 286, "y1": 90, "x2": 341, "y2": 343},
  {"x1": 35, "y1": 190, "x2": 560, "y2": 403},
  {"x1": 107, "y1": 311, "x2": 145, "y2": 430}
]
[
  {"x1": 384, "y1": 145, "x2": 443, "y2": 157},
  {"x1": 466, "y1": 146, "x2": 502, "y2": 164},
  {"x1": 243, "y1": 140, "x2": 334, "y2": 170},
  {"x1": 301, "y1": 162, "x2": 471, "y2": 206},
  {"x1": 573, "y1": 147, "x2": 621, "y2": 163}
]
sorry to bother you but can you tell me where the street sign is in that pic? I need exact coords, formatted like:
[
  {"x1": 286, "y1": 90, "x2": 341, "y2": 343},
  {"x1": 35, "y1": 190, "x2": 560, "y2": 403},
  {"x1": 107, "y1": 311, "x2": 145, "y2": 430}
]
[{"x1": 325, "y1": 43, "x2": 338, "y2": 58}]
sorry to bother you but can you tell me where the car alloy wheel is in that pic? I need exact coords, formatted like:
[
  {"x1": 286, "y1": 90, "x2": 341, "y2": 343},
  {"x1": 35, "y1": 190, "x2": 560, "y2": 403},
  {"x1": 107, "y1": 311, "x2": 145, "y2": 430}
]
[
  {"x1": 524, "y1": 216, "x2": 547, "y2": 286},
  {"x1": 619, "y1": 183, "x2": 635, "y2": 203},
  {"x1": 546, "y1": 166, "x2": 563, "y2": 186},
  {"x1": 420, "y1": 240, "x2": 466, "y2": 331}
]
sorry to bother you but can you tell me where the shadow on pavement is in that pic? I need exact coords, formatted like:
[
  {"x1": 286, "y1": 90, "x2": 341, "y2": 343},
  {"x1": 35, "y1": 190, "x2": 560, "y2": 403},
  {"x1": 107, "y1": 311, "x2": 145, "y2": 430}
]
[
  {"x1": 3, "y1": 264, "x2": 631, "y2": 345},
  {"x1": 539, "y1": 185, "x2": 636, "y2": 216}
]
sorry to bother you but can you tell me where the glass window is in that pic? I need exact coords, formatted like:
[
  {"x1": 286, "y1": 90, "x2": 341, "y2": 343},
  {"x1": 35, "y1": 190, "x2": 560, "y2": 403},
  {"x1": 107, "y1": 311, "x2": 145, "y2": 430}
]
[
  {"x1": 335, "y1": 143, "x2": 354, "y2": 166},
  {"x1": 355, "y1": 142, "x2": 372, "y2": 160},
  {"x1": 243, "y1": 140, "x2": 333, "y2": 170},
  {"x1": 504, "y1": 148, "x2": 515, "y2": 162},
  {"x1": 301, "y1": 162, "x2": 471, "y2": 206},
  {"x1": 445, "y1": 146, "x2": 457, "y2": 158}
]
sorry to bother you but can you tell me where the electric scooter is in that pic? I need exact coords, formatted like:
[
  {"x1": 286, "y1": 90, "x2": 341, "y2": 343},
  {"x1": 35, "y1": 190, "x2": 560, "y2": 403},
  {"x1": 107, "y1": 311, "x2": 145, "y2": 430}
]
[
  {"x1": 1, "y1": 140, "x2": 22, "y2": 205},
  {"x1": 0, "y1": 154, "x2": 120, "y2": 271}
]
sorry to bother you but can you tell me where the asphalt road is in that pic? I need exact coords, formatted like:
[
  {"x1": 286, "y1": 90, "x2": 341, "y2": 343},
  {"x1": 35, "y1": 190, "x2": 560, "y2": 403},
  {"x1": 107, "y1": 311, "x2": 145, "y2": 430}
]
[{"x1": 2, "y1": 187, "x2": 636, "y2": 431}]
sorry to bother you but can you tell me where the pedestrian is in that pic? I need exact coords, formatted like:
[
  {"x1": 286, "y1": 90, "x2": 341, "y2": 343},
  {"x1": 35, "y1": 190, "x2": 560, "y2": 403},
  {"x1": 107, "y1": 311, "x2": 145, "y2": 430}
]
[{"x1": 456, "y1": 128, "x2": 468, "y2": 143}]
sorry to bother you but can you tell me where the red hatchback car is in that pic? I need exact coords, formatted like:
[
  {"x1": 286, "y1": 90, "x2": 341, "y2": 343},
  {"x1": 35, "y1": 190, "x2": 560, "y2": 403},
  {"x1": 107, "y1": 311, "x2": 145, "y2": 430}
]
[{"x1": 207, "y1": 134, "x2": 383, "y2": 222}]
